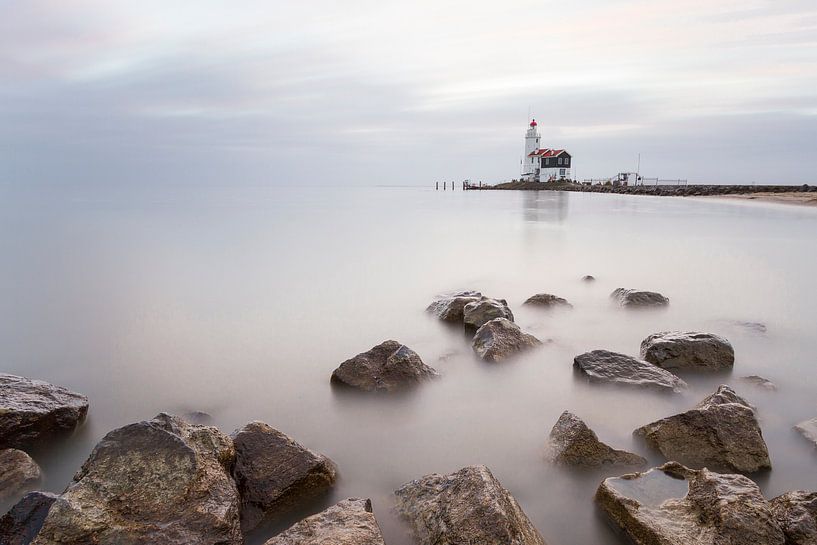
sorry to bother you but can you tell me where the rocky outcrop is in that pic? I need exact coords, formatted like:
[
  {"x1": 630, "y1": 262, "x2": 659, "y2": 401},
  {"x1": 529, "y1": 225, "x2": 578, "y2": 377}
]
[
  {"x1": 573, "y1": 350, "x2": 687, "y2": 393},
  {"x1": 426, "y1": 291, "x2": 482, "y2": 322},
  {"x1": 331, "y1": 340, "x2": 438, "y2": 392},
  {"x1": 263, "y1": 498, "x2": 385, "y2": 545},
  {"x1": 546, "y1": 411, "x2": 646, "y2": 467},
  {"x1": 611, "y1": 288, "x2": 669, "y2": 308},
  {"x1": 471, "y1": 318, "x2": 542, "y2": 362},
  {"x1": 770, "y1": 491, "x2": 817, "y2": 545},
  {"x1": 0, "y1": 449, "x2": 41, "y2": 501},
  {"x1": 232, "y1": 421, "x2": 337, "y2": 532},
  {"x1": 582, "y1": 275, "x2": 595, "y2": 282},
  {"x1": 394, "y1": 465, "x2": 547, "y2": 545},
  {"x1": 0, "y1": 491, "x2": 57, "y2": 545},
  {"x1": 640, "y1": 331, "x2": 734, "y2": 371},
  {"x1": 634, "y1": 385, "x2": 771, "y2": 473},
  {"x1": 31, "y1": 413, "x2": 242, "y2": 545},
  {"x1": 596, "y1": 462, "x2": 786, "y2": 545},
  {"x1": 741, "y1": 375, "x2": 778, "y2": 391},
  {"x1": 463, "y1": 297, "x2": 514, "y2": 329},
  {"x1": 523, "y1": 293, "x2": 572, "y2": 308},
  {"x1": 795, "y1": 418, "x2": 817, "y2": 448},
  {"x1": 0, "y1": 374, "x2": 89, "y2": 450}
]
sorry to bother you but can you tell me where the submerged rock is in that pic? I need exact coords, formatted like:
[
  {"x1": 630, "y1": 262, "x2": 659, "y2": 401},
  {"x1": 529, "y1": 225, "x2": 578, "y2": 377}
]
[
  {"x1": 232, "y1": 421, "x2": 337, "y2": 532},
  {"x1": 546, "y1": 411, "x2": 646, "y2": 467},
  {"x1": 263, "y1": 498, "x2": 385, "y2": 545},
  {"x1": 32, "y1": 413, "x2": 242, "y2": 545},
  {"x1": 639, "y1": 331, "x2": 734, "y2": 371},
  {"x1": 0, "y1": 491, "x2": 57, "y2": 545},
  {"x1": 795, "y1": 418, "x2": 817, "y2": 448},
  {"x1": 740, "y1": 375, "x2": 778, "y2": 391},
  {"x1": 573, "y1": 350, "x2": 687, "y2": 393},
  {"x1": 611, "y1": 288, "x2": 669, "y2": 308},
  {"x1": 596, "y1": 462, "x2": 786, "y2": 545},
  {"x1": 463, "y1": 297, "x2": 514, "y2": 329},
  {"x1": 770, "y1": 491, "x2": 817, "y2": 545},
  {"x1": 471, "y1": 318, "x2": 542, "y2": 362},
  {"x1": 634, "y1": 385, "x2": 771, "y2": 473},
  {"x1": 523, "y1": 293, "x2": 573, "y2": 308},
  {"x1": 331, "y1": 340, "x2": 438, "y2": 392},
  {"x1": 0, "y1": 449, "x2": 41, "y2": 501},
  {"x1": 0, "y1": 374, "x2": 89, "y2": 450},
  {"x1": 394, "y1": 465, "x2": 547, "y2": 545},
  {"x1": 582, "y1": 275, "x2": 596, "y2": 282},
  {"x1": 426, "y1": 291, "x2": 482, "y2": 322}
]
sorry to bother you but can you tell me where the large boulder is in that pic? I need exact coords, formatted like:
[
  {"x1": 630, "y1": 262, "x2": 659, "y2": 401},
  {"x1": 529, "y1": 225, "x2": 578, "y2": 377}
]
[
  {"x1": 31, "y1": 413, "x2": 242, "y2": 545},
  {"x1": 546, "y1": 411, "x2": 646, "y2": 467},
  {"x1": 573, "y1": 350, "x2": 687, "y2": 393},
  {"x1": 795, "y1": 418, "x2": 817, "y2": 449},
  {"x1": 263, "y1": 498, "x2": 385, "y2": 545},
  {"x1": 231, "y1": 421, "x2": 337, "y2": 532},
  {"x1": 471, "y1": 318, "x2": 542, "y2": 362},
  {"x1": 331, "y1": 340, "x2": 438, "y2": 392},
  {"x1": 523, "y1": 293, "x2": 572, "y2": 309},
  {"x1": 770, "y1": 491, "x2": 817, "y2": 545},
  {"x1": 0, "y1": 374, "x2": 89, "y2": 450},
  {"x1": 596, "y1": 462, "x2": 786, "y2": 545},
  {"x1": 639, "y1": 331, "x2": 734, "y2": 371},
  {"x1": 394, "y1": 465, "x2": 547, "y2": 545},
  {"x1": 426, "y1": 291, "x2": 482, "y2": 322},
  {"x1": 611, "y1": 288, "x2": 669, "y2": 308},
  {"x1": 0, "y1": 449, "x2": 41, "y2": 501},
  {"x1": 634, "y1": 385, "x2": 771, "y2": 473},
  {"x1": 463, "y1": 297, "x2": 514, "y2": 329},
  {"x1": 0, "y1": 491, "x2": 57, "y2": 545}
]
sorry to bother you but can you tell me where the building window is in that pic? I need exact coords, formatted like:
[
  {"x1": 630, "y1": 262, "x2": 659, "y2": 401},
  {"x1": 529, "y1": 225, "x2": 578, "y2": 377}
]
[
  {"x1": 564, "y1": 158, "x2": 570, "y2": 166},
  {"x1": 558, "y1": 158, "x2": 563, "y2": 165},
  {"x1": 559, "y1": 169, "x2": 566, "y2": 176}
]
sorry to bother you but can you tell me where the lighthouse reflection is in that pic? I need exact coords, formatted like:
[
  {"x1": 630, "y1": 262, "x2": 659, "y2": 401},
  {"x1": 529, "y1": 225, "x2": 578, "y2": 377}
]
[{"x1": 522, "y1": 190, "x2": 569, "y2": 223}]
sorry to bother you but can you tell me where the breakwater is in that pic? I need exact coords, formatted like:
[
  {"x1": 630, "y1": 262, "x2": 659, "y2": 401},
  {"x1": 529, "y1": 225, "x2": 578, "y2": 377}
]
[{"x1": 468, "y1": 180, "x2": 815, "y2": 196}]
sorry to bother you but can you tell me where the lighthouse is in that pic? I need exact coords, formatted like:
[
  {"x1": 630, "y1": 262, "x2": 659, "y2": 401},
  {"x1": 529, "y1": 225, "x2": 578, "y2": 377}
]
[{"x1": 520, "y1": 119, "x2": 572, "y2": 182}]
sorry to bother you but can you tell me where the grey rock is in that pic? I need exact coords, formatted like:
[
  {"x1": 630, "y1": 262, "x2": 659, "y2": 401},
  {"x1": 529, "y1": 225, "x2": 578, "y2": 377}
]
[
  {"x1": 740, "y1": 375, "x2": 778, "y2": 391},
  {"x1": 0, "y1": 449, "x2": 41, "y2": 501},
  {"x1": 263, "y1": 498, "x2": 385, "y2": 545},
  {"x1": 0, "y1": 491, "x2": 57, "y2": 545},
  {"x1": 547, "y1": 411, "x2": 646, "y2": 467},
  {"x1": 331, "y1": 340, "x2": 438, "y2": 392},
  {"x1": 32, "y1": 413, "x2": 242, "y2": 545},
  {"x1": 523, "y1": 293, "x2": 572, "y2": 308},
  {"x1": 596, "y1": 462, "x2": 785, "y2": 545},
  {"x1": 770, "y1": 491, "x2": 817, "y2": 545},
  {"x1": 795, "y1": 418, "x2": 817, "y2": 448},
  {"x1": 573, "y1": 350, "x2": 687, "y2": 393},
  {"x1": 395, "y1": 465, "x2": 547, "y2": 545},
  {"x1": 426, "y1": 291, "x2": 482, "y2": 322},
  {"x1": 634, "y1": 385, "x2": 771, "y2": 473},
  {"x1": 472, "y1": 318, "x2": 542, "y2": 362},
  {"x1": 0, "y1": 374, "x2": 89, "y2": 450},
  {"x1": 640, "y1": 331, "x2": 734, "y2": 371},
  {"x1": 582, "y1": 275, "x2": 596, "y2": 282},
  {"x1": 611, "y1": 288, "x2": 669, "y2": 308},
  {"x1": 232, "y1": 421, "x2": 337, "y2": 532},
  {"x1": 463, "y1": 297, "x2": 514, "y2": 329}
]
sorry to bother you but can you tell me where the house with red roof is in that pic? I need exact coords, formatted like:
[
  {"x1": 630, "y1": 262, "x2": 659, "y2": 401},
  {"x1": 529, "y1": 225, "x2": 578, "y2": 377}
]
[{"x1": 520, "y1": 119, "x2": 571, "y2": 182}]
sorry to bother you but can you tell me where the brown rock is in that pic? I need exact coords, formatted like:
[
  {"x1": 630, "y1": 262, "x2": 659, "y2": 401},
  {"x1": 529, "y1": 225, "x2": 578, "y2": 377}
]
[
  {"x1": 263, "y1": 498, "x2": 385, "y2": 545},
  {"x1": 331, "y1": 340, "x2": 438, "y2": 392},
  {"x1": 0, "y1": 449, "x2": 41, "y2": 502},
  {"x1": 471, "y1": 318, "x2": 542, "y2": 362},
  {"x1": 546, "y1": 411, "x2": 645, "y2": 467}
]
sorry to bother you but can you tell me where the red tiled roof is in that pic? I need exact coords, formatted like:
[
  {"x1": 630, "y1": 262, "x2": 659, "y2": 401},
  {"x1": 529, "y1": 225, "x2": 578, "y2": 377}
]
[{"x1": 527, "y1": 148, "x2": 567, "y2": 158}]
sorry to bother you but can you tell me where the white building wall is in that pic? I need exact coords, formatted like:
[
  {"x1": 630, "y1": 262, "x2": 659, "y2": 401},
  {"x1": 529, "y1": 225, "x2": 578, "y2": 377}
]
[{"x1": 522, "y1": 123, "x2": 540, "y2": 180}]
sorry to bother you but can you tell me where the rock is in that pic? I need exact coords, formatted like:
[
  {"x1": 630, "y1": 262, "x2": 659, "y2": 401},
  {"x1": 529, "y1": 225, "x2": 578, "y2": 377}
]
[
  {"x1": 331, "y1": 340, "x2": 438, "y2": 392},
  {"x1": 573, "y1": 350, "x2": 687, "y2": 393},
  {"x1": 263, "y1": 498, "x2": 385, "y2": 545},
  {"x1": 0, "y1": 374, "x2": 89, "y2": 450},
  {"x1": 639, "y1": 331, "x2": 734, "y2": 371},
  {"x1": 546, "y1": 411, "x2": 646, "y2": 467},
  {"x1": 582, "y1": 275, "x2": 595, "y2": 282},
  {"x1": 634, "y1": 385, "x2": 771, "y2": 473},
  {"x1": 31, "y1": 413, "x2": 241, "y2": 545},
  {"x1": 523, "y1": 293, "x2": 573, "y2": 308},
  {"x1": 770, "y1": 491, "x2": 817, "y2": 545},
  {"x1": 0, "y1": 449, "x2": 41, "y2": 501},
  {"x1": 611, "y1": 288, "x2": 669, "y2": 308},
  {"x1": 795, "y1": 418, "x2": 817, "y2": 448},
  {"x1": 394, "y1": 465, "x2": 547, "y2": 545},
  {"x1": 0, "y1": 491, "x2": 58, "y2": 545},
  {"x1": 471, "y1": 318, "x2": 542, "y2": 362},
  {"x1": 231, "y1": 421, "x2": 337, "y2": 532},
  {"x1": 740, "y1": 375, "x2": 778, "y2": 391},
  {"x1": 596, "y1": 462, "x2": 785, "y2": 545},
  {"x1": 732, "y1": 320, "x2": 768, "y2": 334},
  {"x1": 463, "y1": 297, "x2": 514, "y2": 329},
  {"x1": 182, "y1": 411, "x2": 213, "y2": 425},
  {"x1": 426, "y1": 291, "x2": 482, "y2": 322}
]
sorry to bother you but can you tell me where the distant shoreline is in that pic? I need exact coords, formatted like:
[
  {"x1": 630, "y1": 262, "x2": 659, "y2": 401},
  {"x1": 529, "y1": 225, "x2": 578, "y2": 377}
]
[{"x1": 697, "y1": 192, "x2": 817, "y2": 207}]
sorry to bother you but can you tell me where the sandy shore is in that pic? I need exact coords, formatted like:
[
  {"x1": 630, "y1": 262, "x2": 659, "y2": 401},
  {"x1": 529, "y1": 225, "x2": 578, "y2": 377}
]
[{"x1": 702, "y1": 192, "x2": 817, "y2": 207}]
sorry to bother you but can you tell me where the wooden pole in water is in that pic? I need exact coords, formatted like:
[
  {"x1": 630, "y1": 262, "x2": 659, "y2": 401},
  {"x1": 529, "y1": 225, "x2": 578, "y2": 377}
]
[
  {"x1": 436, "y1": 181, "x2": 438, "y2": 190},
  {"x1": 444, "y1": 181, "x2": 446, "y2": 190}
]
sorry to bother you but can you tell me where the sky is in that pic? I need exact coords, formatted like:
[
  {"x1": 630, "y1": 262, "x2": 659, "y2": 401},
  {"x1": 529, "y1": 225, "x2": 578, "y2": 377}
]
[{"x1": 1, "y1": 0, "x2": 816, "y2": 186}]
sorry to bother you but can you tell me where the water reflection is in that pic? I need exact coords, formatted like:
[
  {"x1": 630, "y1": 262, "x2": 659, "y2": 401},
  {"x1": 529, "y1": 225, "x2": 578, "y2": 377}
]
[{"x1": 522, "y1": 190, "x2": 569, "y2": 223}]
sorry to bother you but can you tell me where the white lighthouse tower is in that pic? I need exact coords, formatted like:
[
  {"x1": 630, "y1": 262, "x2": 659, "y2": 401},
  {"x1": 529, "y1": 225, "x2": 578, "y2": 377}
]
[{"x1": 521, "y1": 119, "x2": 541, "y2": 180}]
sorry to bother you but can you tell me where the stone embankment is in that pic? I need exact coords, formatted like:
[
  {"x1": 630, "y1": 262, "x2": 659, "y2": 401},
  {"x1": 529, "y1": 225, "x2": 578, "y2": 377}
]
[{"x1": 475, "y1": 180, "x2": 815, "y2": 197}]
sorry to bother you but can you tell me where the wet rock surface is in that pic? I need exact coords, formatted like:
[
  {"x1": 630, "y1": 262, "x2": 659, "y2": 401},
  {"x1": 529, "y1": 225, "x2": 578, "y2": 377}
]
[
  {"x1": 573, "y1": 350, "x2": 687, "y2": 392},
  {"x1": 394, "y1": 464, "x2": 547, "y2": 545},
  {"x1": 795, "y1": 418, "x2": 817, "y2": 448},
  {"x1": 582, "y1": 275, "x2": 596, "y2": 282},
  {"x1": 611, "y1": 288, "x2": 669, "y2": 308},
  {"x1": 770, "y1": 491, "x2": 817, "y2": 545},
  {"x1": 596, "y1": 462, "x2": 786, "y2": 545},
  {"x1": 472, "y1": 318, "x2": 542, "y2": 362},
  {"x1": 0, "y1": 449, "x2": 42, "y2": 501},
  {"x1": 32, "y1": 413, "x2": 242, "y2": 545},
  {"x1": 232, "y1": 421, "x2": 337, "y2": 532},
  {"x1": 426, "y1": 291, "x2": 482, "y2": 322},
  {"x1": 331, "y1": 340, "x2": 438, "y2": 392},
  {"x1": 546, "y1": 411, "x2": 646, "y2": 467},
  {"x1": 523, "y1": 293, "x2": 572, "y2": 308},
  {"x1": 0, "y1": 374, "x2": 89, "y2": 450},
  {"x1": 0, "y1": 491, "x2": 57, "y2": 545},
  {"x1": 639, "y1": 331, "x2": 734, "y2": 371},
  {"x1": 634, "y1": 385, "x2": 771, "y2": 473},
  {"x1": 263, "y1": 498, "x2": 385, "y2": 545},
  {"x1": 463, "y1": 297, "x2": 515, "y2": 329}
]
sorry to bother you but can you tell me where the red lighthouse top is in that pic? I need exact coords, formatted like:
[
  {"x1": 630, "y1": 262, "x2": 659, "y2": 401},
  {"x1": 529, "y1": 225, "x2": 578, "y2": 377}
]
[{"x1": 529, "y1": 119, "x2": 537, "y2": 127}]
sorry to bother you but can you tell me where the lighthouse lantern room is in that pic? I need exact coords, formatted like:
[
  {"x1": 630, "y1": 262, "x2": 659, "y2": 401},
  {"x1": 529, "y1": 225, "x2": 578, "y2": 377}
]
[{"x1": 520, "y1": 119, "x2": 572, "y2": 182}]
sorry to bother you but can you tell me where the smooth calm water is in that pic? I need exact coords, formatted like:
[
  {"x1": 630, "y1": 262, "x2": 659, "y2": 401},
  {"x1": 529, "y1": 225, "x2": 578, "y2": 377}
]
[{"x1": 2, "y1": 183, "x2": 817, "y2": 544}]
